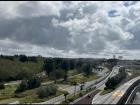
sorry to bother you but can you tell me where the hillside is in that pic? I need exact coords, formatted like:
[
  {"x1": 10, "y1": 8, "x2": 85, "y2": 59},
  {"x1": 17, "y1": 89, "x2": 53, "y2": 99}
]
[{"x1": 0, "y1": 57, "x2": 44, "y2": 82}]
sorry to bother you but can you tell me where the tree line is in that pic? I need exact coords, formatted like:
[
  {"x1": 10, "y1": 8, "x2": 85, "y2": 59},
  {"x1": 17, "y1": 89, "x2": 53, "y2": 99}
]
[{"x1": 0, "y1": 54, "x2": 117, "y2": 83}]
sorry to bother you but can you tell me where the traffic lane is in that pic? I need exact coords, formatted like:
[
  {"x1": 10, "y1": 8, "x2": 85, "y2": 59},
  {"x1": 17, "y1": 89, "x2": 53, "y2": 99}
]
[
  {"x1": 74, "y1": 90, "x2": 100, "y2": 104},
  {"x1": 133, "y1": 92, "x2": 140, "y2": 104}
]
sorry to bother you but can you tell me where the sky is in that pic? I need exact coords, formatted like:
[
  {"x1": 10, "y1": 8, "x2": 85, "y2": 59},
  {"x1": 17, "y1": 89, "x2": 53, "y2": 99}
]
[{"x1": 0, "y1": 1, "x2": 140, "y2": 59}]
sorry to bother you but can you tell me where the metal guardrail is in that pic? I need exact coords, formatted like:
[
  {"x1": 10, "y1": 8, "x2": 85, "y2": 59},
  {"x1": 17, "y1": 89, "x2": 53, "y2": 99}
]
[
  {"x1": 125, "y1": 84, "x2": 140, "y2": 104},
  {"x1": 117, "y1": 76, "x2": 140, "y2": 104}
]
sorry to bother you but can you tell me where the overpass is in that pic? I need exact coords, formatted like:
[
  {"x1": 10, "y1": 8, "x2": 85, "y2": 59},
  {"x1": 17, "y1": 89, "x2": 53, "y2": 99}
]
[{"x1": 92, "y1": 76, "x2": 140, "y2": 104}]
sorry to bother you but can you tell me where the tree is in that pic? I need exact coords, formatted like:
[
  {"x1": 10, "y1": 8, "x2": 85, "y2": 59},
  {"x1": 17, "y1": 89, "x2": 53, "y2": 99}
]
[
  {"x1": 105, "y1": 68, "x2": 126, "y2": 90},
  {"x1": 69, "y1": 59, "x2": 76, "y2": 70},
  {"x1": 19, "y1": 55, "x2": 28, "y2": 62},
  {"x1": 71, "y1": 81, "x2": 77, "y2": 96},
  {"x1": 80, "y1": 82, "x2": 85, "y2": 92},
  {"x1": 15, "y1": 80, "x2": 28, "y2": 93},
  {"x1": 43, "y1": 59, "x2": 54, "y2": 77},
  {"x1": 63, "y1": 91, "x2": 69, "y2": 102},
  {"x1": 36, "y1": 84, "x2": 58, "y2": 98},
  {"x1": 82, "y1": 64, "x2": 92, "y2": 76},
  {"x1": 76, "y1": 60, "x2": 83, "y2": 73},
  {"x1": 27, "y1": 76, "x2": 41, "y2": 89},
  {"x1": 0, "y1": 82, "x2": 5, "y2": 89},
  {"x1": 28, "y1": 56, "x2": 37, "y2": 62},
  {"x1": 54, "y1": 58, "x2": 63, "y2": 69},
  {"x1": 61, "y1": 59, "x2": 69, "y2": 81},
  {"x1": 49, "y1": 69, "x2": 65, "y2": 83}
]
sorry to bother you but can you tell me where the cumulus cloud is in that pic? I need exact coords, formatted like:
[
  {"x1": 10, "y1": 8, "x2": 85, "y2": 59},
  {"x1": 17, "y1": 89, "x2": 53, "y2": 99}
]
[{"x1": 0, "y1": 1, "x2": 140, "y2": 59}]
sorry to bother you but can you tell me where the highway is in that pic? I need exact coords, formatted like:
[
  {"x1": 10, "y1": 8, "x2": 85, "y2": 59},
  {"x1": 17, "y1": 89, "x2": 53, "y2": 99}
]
[
  {"x1": 133, "y1": 91, "x2": 140, "y2": 104},
  {"x1": 92, "y1": 75, "x2": 140, "y2": 104},
  {"x1": 72, "y1": 66, "x2": 120, "y2": 104},
  {"x1": 91, "y1": 66, "x2": 120, "y2": 104}
]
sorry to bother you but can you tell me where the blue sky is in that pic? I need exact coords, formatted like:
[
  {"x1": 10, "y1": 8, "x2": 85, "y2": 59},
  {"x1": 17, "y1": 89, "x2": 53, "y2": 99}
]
[{"x1": 0, "y1": 1, "x2": 140, "y2": 59}]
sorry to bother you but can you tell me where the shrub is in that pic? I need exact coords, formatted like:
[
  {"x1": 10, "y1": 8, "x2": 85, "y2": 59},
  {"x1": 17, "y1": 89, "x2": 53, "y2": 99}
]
[
  {"x1": 104, "y1": 87, "x2": 108, "y2": 90},
  {"x1": 0, "y1": 82, "x2": 5, "y2": 89},
  {"x1": 36, "y1": 84, "x2": 58, "y2": 98},
  {"x1": 105, "y1": 68, "x2": 126, "y2": 90},
  {"x1": 15, "y1": 80, "x2": 28, "y2": 93},
  {"x1": 68, "y1": 98, "x2": 74, "y2": 102},
  {"x1": 79, "y1": 92, "x2": 83, "y2": 97},
  {"x1": 27, "y1": 76, "x2": 41, "y2": 89}
]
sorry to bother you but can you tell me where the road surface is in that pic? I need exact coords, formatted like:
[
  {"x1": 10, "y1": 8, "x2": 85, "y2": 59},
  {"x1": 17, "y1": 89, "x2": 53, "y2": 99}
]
[
  {"x1": 92, "y1": 66, "x2": 121, "y2": 104},
  {"x1": 72, "y1": 66, "x2": 119, "y2": 104},
  {"x1": 133, "y1": 91, "x2": 140, "y2": 104},
  {"x1": 92, "y1": 75, "x2": 140, "y2": 104},
  {"x1": 74, "y1": 90, "x2": 100, "y2": 104}
]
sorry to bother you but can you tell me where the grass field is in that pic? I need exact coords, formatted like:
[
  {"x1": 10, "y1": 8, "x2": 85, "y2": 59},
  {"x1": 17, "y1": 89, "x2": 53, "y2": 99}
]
[
  {"x1": 0, "y1": 83, "x2": 64, "y2": 104},
  {"x1": 69, "y1": 73, "x2": 100, "y2": 84},
  {"x1": 67, "y1": 70, "x2": 79, "y2": 77}
]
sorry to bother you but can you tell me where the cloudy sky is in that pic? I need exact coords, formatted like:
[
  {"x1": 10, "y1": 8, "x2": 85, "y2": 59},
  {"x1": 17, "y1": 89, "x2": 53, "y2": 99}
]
[{"x1": 0, "y1": 1, "x2": 140, "y2": 59}]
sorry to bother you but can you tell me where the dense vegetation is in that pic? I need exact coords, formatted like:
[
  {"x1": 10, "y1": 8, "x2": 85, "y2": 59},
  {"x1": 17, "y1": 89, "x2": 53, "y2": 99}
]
[
  {"x1": 0, "y1": 55, "x2": 44, "y2": 82},
  {"x1": 15, "y1": 76, "x2": 41, "y2": 93},
  {"x1": 105, "y1": 67, "x2": 126, "y2": 90},
  {"x1": 36, "y1": 84, "x2": 58, "y2": 98},
  {"x1": 0, "y1": 54, "x2": 117, "y2": 83},
  {"x1": 0, "y1": 82, "x2": 5, "y2": 89}
]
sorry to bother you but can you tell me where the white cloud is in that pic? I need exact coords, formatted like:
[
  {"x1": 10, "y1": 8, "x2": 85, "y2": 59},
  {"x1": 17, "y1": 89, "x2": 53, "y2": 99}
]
[{"x1": 0, "y1": 1, "x2": 140, "y2": 59}]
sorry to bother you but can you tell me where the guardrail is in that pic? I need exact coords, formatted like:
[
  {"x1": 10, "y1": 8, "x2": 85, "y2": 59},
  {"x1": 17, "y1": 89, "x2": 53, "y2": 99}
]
[
  {"x1": 117, "y1": 77, "x2": 140, "y2": 104},
  {"x1": 125, "y1": 84, "x2": 140, "y2": 104}
]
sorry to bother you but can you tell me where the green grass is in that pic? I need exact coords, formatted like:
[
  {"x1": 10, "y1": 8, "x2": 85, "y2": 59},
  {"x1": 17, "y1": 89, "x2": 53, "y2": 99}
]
[
  {"x1": 0, "y1": 85, "x2": 17, "y2": 100},
  {"x1": 18, "y1": 88, "x2": 64, "y2": 104},
  {"x1": 100, "y1": 89, "x2": 113, "y2": 95},
  {"x1": 68, "y1": 70, "x2": 78, "y2": 77},
  {"x1": 0, "y1": 84, "x2": 18, "y2": 104},
  {"x1": 69, "y1": 73, "x2": 100, "y2": 84},
  {"x1": 0, "y1": 82, "x2": 64, "y2": 104}
]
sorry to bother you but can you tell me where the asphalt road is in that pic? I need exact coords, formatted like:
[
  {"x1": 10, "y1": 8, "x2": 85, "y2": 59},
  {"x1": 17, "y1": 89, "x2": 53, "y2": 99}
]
[
  {"x1": 133, "y1": 91, "x2": 140, "y2": 104},
  {"x1": 91, "y1": 66, "x2": 121, "y2": 104},
  {"x1": 72, "y1": 66, "x2": 118, "y2": 104},
  {"x1": 74, "y1": 90, "x2": 100, "y2": 104},
  {"x1": 92, "y1": 75, "x2": 140, "y2": 104}
]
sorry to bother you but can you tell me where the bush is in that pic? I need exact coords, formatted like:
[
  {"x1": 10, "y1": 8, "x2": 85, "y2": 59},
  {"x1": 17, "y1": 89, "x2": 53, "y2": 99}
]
[
  {"x1": 27, "y1": 76, "x2": 41, "y2": 89},
  {"x1": 15, "y1": 80, "x2": 28, "y2": 93},
  {"x1": 36, "y1": 84, "x2": 58, "y2": 98},
  {"x1": 104, "y1": 87, "x2": 108, "y2": 90},
  {"x1": 49, "y1": 69, "x2": 65, "y2": 82},
  {"x1": 79, "y1": 92, "x2": 83, "y2": 97},
  {"x1": 68, "y1": 98, "x2": 74, "y2": 102},
  {"x1": 105, "y1": 68, "x2": 126, "y2": 90},
  {"x1": 0, "y1": 82, "x2": 5, "y2": 89}
]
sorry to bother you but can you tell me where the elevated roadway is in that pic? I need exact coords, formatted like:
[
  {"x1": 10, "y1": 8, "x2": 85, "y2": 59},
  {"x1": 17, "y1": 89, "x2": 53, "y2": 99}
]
[{"x1": 92, "y1": 76, "x2": 140, "y2": 104}]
